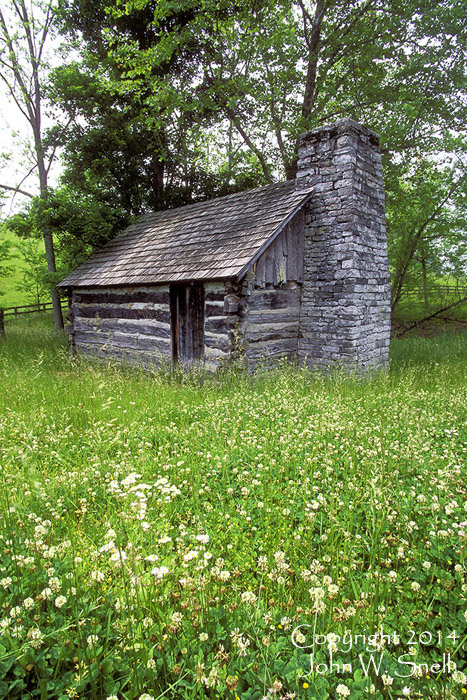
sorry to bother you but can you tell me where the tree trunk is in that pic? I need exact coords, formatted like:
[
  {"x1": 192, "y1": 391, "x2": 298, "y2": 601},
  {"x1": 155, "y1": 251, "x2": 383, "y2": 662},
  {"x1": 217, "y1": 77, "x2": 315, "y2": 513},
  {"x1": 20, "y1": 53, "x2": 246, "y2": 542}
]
[
  {"x1": 421, "y1": 255, "x2": 428, "y2": 309},
  {"x1": 43, "y1": 230, "x2": 64, "y2": 331}
]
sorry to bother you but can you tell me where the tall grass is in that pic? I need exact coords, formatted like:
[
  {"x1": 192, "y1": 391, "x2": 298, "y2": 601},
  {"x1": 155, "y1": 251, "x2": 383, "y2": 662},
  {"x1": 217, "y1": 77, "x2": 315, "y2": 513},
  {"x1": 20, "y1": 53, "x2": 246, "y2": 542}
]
[{"x1": 0, "y1": 315, "x2": 466, "y2": 700}]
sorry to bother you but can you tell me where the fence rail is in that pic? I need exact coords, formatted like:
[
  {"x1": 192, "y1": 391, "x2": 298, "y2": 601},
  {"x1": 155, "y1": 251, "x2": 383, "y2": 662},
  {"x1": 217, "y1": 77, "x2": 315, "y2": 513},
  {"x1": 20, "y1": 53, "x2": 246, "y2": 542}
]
[
  {"x1": 399, "y1": 285, "x2": 467, "y2": 300},
  {"x1": 1, "y1": 301, "x2": 66, "y2": 317}
]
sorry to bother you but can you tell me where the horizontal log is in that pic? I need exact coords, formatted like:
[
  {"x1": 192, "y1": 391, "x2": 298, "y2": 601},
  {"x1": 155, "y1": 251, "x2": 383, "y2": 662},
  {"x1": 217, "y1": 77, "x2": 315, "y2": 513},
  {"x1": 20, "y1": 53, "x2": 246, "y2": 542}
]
[
  {"x1": 78, "y1": 345, "x2": 171, "y2": 368},
  {"x1": 246, "y1": 336, "x2": 297, "y2": 358},
  {"x1": 75, "y1": 330, "x2": 171, "y2": 353},
  {"x1": 74, "y1": 290, "x2": 169, "y2": 305},
  {"x1": 247, "y1": 309, "x2": 300, "y2": 325},
  {"x1": 205, "y1": 334, "x2": 231, "y2": 353},
  {"x1": 75, "y1": 306, "x2": 171, "y2": 322},
  {"x1": 248, "y1": 288, "x2": 301, "y2": 311},
  {"x1": 205, "y1": 317, "x2": 230, "y2": 334},
  {"x1": 205, "y1": 302, "x2": 226, "y2": 318},
  {"x1": 74, "y1": 317, "x2": 171, "y2": 339},
  {"x1": 205, "y1": 291, "x2": 226, "y2": 302},
  {"x1": 245, "y1": 324, "x2": 299, "y2": 342}
]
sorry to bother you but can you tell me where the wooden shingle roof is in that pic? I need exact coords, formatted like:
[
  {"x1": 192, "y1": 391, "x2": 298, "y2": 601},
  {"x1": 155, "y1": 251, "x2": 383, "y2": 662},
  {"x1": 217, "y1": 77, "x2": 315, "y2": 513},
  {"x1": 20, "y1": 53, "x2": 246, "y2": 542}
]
[{"x1": 58, "y1": 180, "x2": 312, "y2": 288}]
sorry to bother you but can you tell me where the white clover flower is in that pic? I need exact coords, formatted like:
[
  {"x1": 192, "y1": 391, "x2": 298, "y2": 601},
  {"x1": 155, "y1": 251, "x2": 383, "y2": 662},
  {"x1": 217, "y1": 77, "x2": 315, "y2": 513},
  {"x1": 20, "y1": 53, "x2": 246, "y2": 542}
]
[
  {"x1": 23, "y1": 598, "x2": 35, "y2": 610},
  {"x1": 328, "y1": 584, "x2": 339, "y2": 598},
  {"x1": 0, "y1": 577, "x2": 12, "y2": 589},
  {"x1": 138, "y1": 695, "x2": 156, "y2": 700},
  {"x1": 453, "y1": 670, "x2": 467, "y2": 684},
  {"x1": 336, "y1": 684, "x2": 350, "y2": 697},
  {"x1": 422, "y1": 561, "x2": 431, "y2": 570},
  {"x1": 10, "y1": 606, "x2": 21, "y2": 618},
  {"x1": 27, "y1": 627, "x2": 44, "y2": 649},
  {"x1": 55, "y1": 596, "x2": 67, "y2": 608},
  {"x1": 146, "y1": 659, "x2": 156, "y2": 669},
  {"x1": 87, "y1": 634, "x2": 99, "y2": 648},
  {"x1": 411, "y1": 581, "x2": 420, "y2": 592},
  {"x1": 91, "y1": 570, "x2": 105, "y2": 583},
  {"x1": 388, "y1": 570, "x2": 397, "y2": 583},
  {"x1": 199, "y1": 632, "x2": 209, "y2": 641},
  {"x1": 382, "y1": 674, "x2": 394, "y2": 687},
  {"x1": 241, "y1": 591, "x2": 257, "y2": 605}
]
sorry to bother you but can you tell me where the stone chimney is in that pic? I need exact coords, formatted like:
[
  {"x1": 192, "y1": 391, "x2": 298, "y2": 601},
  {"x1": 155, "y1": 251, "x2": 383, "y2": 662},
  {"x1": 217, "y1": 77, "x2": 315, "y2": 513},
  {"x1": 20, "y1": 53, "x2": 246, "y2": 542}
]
[{"x1": 296, "y1": 118, "x2": 391, "y2": 370}]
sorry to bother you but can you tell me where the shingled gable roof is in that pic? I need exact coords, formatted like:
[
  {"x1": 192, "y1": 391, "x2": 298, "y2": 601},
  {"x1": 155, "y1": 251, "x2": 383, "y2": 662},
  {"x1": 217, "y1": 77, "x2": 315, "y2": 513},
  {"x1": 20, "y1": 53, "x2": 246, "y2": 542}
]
[{"x1": 58, "y1": 179, "x2": 313, "y2": 288}]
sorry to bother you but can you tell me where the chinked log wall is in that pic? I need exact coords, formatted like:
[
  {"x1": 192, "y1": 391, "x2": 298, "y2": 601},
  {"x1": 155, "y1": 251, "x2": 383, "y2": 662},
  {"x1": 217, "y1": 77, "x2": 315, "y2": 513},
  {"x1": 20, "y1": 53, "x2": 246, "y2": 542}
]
[
  {"x1": 239, "y1": 210, "x2": 304, "y2": 365},
  {"x1": 72, "y1": 286, "x2": 173, "y2": 366},
  {"x1": 71, "y1": 283, "x2": 235, "y2": 370}
]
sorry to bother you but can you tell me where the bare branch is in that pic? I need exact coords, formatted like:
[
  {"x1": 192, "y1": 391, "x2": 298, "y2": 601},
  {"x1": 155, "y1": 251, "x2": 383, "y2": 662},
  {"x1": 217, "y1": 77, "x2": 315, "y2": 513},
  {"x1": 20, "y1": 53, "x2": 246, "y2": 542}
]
[{"x1": 0, "y1": 183, "x2": 35, "y2": 198}]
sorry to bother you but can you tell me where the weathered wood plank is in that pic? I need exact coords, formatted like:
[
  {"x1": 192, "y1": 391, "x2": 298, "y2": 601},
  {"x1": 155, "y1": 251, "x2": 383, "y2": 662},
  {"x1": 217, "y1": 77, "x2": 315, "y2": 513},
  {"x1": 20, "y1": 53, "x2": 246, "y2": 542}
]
[
  {"x1": 248, "y1": 288, "x2": 301, "y2": 311},
  {"x1": 245, "y1": 324, "x2": 299, "y2": 343},
  {"x1": 74, "y1": 290, "x2": 169, "y2": 305},
  {"x1": 74, "y1": 317, "x2": 172, "y2": 339},
  {"x1": 248, "y1": 309, "x2": 300, "y2": 324},
  {"x1": 74, "y1": 306, "x2": 171, "y2": 322},
  {"x1": 205, "y1": 334, "x2": 231, "y2": 353},
  {"x1": 205, "y1": 317, "x2": 230, "y2": 334},
  {"x1": 205, "y1": 302, "x2": 225, "y2": 317},
  {"x1": 75, "y1": 330, "x2": 171, "y2": 353}
]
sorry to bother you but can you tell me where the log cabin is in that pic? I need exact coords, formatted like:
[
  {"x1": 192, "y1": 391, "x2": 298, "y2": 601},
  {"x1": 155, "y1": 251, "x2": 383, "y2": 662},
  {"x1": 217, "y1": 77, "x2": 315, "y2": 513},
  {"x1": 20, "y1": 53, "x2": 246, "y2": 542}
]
[{"x1": 58, "y1": 118, "x2": 391, "y2": 372}]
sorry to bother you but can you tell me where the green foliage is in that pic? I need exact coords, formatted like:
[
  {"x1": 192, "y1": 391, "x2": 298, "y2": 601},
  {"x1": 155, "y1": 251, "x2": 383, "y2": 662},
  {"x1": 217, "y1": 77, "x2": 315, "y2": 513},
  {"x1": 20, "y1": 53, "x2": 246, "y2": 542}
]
[
  {"x1": 0, "y1": 239, "x2": 15, "y2": 296},
  {"x1": 48, "y1": 0, "x2": 467, "y2": 299},
  {"x1": 0, "y1": 317, "x2": 466, "y2": 698}
]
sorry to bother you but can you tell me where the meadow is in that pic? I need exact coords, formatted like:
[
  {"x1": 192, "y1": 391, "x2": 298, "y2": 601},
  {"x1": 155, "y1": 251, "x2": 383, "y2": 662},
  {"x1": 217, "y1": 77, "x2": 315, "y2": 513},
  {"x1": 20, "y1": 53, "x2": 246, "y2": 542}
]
[{"x1": 0, "y1": 315, "x2": 466, "y2": 700}]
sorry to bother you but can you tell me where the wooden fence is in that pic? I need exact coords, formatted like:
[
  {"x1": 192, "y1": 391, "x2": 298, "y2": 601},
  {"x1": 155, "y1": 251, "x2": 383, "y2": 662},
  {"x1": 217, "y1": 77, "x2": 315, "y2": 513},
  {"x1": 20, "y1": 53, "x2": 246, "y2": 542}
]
[
  {"x1": 399, "y1": 285, "x2": 467, "y2": 300},
  {"x1": 0, "y1": 301, "x2": 67, "y2": 338}
]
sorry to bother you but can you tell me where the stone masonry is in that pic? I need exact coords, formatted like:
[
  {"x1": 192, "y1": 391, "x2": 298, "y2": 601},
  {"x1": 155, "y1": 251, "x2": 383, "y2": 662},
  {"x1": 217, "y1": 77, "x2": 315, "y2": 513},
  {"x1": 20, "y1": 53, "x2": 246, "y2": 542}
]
[{"x1": 296, "y1": 118, "x2": 391, "y2": 370}]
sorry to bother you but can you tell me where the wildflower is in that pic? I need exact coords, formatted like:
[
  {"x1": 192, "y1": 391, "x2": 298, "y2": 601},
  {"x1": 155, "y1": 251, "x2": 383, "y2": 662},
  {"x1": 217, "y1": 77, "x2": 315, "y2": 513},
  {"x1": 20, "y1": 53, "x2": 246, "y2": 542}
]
[
  {"x1": 382, "y1": 674, "x2": 394, "y2": 687},
  {"x1": 90, "y1": 570, "x2": 105, "y2": 583},
  {"x1": 27, "y1": 627, "x2": 44, "y2": 649},
  {"x1": 388, "y1": 571, "x2": 397, "y2": 583},
  {"x1": 453, "y1": 670, "x2": 467, "y2": 684},
  {"x1": 199, "y1": 632, "x2": 209, "y2": 641},
  {"x1": 55, "y1": 595, "x2": 67, "y2": 608},
  {"x1": 195, "y1": 534, "x2": 209, "y2": 544},
  {"x1": 151, "y1": 566, "x2": 169, "y2": 578},
  {"x1": 147, "y1": 659, "x2": 156, "y2": 669},
  {"x1": 87, "y1": 634, "x2": 99, "y2": 648},
  {"x1": 139, "y1": 695, "x2": 156, "y2": 700},
  {"x1": 183, "y1": 550, "x2": 199, "y2": 562},
  {"x1": 241, "y1": 591, "x2": 257, "y2": 604},
  {"x1": 145, "y1": 554, "x2": 159, "y2": 562},
  {"x1": 336, "y1": 684, "x2": 350, "y2": 698},
  {"x1": 0, "y1": 577, "x2": 12, "y2": 589},
  {"x1": 23, "y1": 598, "x2": 35, "y2": 610},
  {"x1": 402, "y1": 688, "x2": 411, "y2": 696},
  {"x1": 411, "y1": 581, "x2": 420, "y2": 592}
]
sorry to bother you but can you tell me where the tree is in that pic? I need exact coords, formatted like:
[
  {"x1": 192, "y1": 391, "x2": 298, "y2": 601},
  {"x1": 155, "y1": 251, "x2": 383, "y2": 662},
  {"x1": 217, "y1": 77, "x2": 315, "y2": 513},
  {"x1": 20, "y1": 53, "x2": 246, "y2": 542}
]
[
  {"x1": 0, "y1": 0, "x2": 64, "y2": 330},
  {"x1": 50, "y1": 0, "x2": 467, "y2": 307}
]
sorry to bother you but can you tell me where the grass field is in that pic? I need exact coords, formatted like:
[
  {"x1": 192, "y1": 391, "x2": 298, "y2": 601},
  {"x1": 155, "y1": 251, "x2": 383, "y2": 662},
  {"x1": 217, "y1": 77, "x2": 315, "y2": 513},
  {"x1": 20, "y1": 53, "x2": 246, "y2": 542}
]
[{"x1": 0, "y1": 315, "x2": 466, "y2": 700}]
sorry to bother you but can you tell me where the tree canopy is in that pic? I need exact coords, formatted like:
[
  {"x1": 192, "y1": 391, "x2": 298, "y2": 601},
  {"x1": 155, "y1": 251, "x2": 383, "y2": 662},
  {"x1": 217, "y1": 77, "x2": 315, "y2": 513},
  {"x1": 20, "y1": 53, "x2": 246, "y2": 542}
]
[{"x1": 1, "y1": 0, "x2": 467, "y2": 311}]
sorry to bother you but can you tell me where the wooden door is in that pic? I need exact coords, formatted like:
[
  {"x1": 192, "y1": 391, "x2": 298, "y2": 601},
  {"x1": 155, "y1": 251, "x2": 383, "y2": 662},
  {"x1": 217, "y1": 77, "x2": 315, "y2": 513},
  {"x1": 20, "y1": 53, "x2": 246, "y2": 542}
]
[{"x1": 170, "y1": 285, "x2": 205, "y2": 364}]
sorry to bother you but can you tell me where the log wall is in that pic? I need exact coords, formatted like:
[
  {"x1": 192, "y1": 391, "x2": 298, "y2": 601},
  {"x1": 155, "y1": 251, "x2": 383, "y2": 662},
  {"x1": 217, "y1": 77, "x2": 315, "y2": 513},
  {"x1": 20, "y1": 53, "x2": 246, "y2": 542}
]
[
  {"x1": 71, "y1": 286, "x2": 172, "y2": 367},
  {"x1": 238, "y1": 214, "x2": 304, "y2": 366}
]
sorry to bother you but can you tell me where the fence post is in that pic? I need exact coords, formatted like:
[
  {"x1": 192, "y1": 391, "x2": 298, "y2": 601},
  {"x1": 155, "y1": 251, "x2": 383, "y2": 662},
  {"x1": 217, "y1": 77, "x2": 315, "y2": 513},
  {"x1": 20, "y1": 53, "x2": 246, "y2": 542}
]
[{"x1": 0, "y1": 309, "x2": 4, "y2": 339}]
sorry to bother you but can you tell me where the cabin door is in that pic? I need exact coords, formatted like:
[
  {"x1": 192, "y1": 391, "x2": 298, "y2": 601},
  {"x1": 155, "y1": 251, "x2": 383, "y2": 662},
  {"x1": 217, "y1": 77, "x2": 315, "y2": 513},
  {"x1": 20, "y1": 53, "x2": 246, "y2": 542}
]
[{"x1": 170, "y1": 284, "x2": 205, "y2": 364}]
